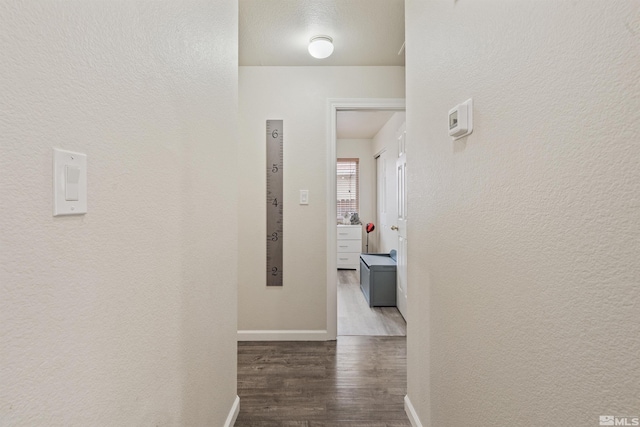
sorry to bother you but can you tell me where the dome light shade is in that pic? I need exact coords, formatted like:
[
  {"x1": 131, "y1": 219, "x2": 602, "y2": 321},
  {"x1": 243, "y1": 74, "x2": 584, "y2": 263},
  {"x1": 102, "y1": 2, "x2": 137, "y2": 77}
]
[{"x1": 308, "y1": 35, "x2": 334, "y2": 59}]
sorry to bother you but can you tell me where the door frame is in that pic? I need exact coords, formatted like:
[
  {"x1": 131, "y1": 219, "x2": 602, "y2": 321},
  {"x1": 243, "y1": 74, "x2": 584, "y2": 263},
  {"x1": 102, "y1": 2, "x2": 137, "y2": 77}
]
[
  {"x1": 326, "y1": 98, "x2": 406, "y2": 340},
  {"x1": 374, "y1": 148, "x2": 387, "y2": 256}
]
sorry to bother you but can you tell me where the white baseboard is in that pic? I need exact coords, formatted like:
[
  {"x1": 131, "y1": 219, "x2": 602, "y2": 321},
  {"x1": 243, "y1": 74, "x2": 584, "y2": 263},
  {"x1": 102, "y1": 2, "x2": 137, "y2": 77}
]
[
  {"x1": 404, "y1": 395, "x2": 424, "y2": 427},
  {"x1": 237, "y1": 330, "x2": 330, "y2": 341},
  {"x1": 224, "y1": 395, "x2": 240, "y2": 427}
]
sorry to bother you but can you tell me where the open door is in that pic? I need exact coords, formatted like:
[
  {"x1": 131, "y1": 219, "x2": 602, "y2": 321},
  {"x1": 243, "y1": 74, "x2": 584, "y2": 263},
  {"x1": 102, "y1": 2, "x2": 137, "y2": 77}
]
[
  {"x1": 394, "y1": 123, "x2": 408, "y2": 320},
  {"x1": 327, "y1": 99, "x2": 406, "y2": 340},
  {"x1": 376, "y1": 148, "x2": 397, "y2": 254}
]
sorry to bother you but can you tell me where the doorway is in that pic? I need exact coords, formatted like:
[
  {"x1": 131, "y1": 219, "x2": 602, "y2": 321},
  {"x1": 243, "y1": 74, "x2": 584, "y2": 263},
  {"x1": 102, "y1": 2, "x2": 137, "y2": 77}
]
[{"x1": 327, "y1": 98, "x2": 406, "y2": 340}]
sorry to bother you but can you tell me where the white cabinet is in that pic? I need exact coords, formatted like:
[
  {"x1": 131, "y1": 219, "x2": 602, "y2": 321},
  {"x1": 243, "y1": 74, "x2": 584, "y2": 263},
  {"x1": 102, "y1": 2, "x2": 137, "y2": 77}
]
[{"x1": 337, "y1": 225, "x2": 362, "y2": 270}]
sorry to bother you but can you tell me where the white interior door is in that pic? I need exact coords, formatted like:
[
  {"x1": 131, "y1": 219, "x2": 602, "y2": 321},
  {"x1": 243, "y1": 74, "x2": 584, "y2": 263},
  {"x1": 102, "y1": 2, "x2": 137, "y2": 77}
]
[
  {"x1": 376, "y1": 148, "x2": 397, "y2": 254},
  {"x1": 395, "y1": 123, "x2": 408, "y2": 320}
]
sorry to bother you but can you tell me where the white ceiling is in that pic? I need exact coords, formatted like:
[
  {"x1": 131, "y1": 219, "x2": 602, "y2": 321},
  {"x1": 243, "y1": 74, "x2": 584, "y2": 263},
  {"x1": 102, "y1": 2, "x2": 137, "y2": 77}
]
[
  {"x1": 336, "y1": 111, "x2": 396, "y2": 139},
  {"x1": 239, "y1": 0, "x2": 405, "y2": 66}
]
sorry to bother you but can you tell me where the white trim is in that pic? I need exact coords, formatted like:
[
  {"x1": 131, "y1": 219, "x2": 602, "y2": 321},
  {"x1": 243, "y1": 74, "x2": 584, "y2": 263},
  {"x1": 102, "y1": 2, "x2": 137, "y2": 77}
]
[
  {"x1": 326, "y1": 98, "x2": 406, "y2": 341},
  {"x1": 327, "y1": 100, "x2": 338, "y2": 341},
  {"x1": 224, "y1": 395, "x2": 240, "y2": 427},
  {"x1": 374, "y1": 147, "x2": 387, "y2": 159},
  {"x1": 237, "y1": 330, "x2": 329, "y2": 341},
  {"x1": 404, "y1": 395, "x2": 424, "y2": 427}
]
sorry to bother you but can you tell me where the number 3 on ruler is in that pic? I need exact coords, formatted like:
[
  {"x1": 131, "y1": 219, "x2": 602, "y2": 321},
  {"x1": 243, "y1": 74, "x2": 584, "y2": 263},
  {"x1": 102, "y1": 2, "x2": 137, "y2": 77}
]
[{"x1": 266, "y1": 120, "x2": 283, "y2": 286}]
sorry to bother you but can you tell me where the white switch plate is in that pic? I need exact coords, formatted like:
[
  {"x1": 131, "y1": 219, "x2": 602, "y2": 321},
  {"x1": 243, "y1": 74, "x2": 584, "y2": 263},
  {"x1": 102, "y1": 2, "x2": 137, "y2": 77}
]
[
  {"x1": 449, "y1": 98, "x2": 473, "y2": 140},
  {"x1": 53, "y1": 148, "x2": 87, "y2": 216},
  {"x1": 300, "y1": 190, "x2": 309, "y2": 205}
]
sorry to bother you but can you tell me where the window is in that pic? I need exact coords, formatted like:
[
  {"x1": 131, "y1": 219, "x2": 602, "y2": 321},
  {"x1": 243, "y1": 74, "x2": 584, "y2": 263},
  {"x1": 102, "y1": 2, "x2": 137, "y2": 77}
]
[{"x1": 337, "y1": 158, "x2": 359, "y2": 220}]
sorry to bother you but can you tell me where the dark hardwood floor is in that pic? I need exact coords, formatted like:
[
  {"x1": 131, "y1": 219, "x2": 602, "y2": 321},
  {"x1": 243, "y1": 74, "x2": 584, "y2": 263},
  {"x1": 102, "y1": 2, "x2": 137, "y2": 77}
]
[{"x1": 236, "y1": 336, "x2": 410, "y2": 426}]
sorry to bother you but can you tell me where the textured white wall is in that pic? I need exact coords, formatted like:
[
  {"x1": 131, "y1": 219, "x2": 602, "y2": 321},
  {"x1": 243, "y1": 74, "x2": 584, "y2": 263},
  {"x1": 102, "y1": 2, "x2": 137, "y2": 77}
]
[
  {"x1": 337, "y1": 139, "x2": 375, "y2": 251},
  {"x1": 0, "y1": 1, "x2": 238, "y2": 425},
  {"x1": 406, "y1": 1, "x2": 640, "y2": 426},
  {"x1": 238, "y1": 67, "x2": 405, "y2": 332}
]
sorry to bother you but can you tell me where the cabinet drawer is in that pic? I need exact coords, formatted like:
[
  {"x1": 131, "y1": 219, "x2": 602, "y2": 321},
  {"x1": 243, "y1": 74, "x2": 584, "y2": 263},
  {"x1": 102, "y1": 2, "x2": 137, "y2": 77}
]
[
  {"x1": 337, "y1": 252, "x2": 360, "y2": 268},
  {"x1": 337, "y1": 240, "x2": 361, "y2": 253},
  {"x1": 337, "y1": 226, "x2": 361, "y2": 240}
]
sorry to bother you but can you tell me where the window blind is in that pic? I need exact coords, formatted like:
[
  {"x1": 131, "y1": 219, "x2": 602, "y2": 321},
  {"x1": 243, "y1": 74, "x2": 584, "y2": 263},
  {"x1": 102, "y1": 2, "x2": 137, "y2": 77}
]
[{"x1": 337, "y1": 158, "x2": 359, "y2": 219}]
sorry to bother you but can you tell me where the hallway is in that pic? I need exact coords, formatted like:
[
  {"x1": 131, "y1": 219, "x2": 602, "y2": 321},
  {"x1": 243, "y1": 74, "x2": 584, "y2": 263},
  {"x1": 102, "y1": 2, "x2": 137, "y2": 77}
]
[
  {"x1": 236, "y1": 336, "x2": 410, "y2": 426},
  {"x1": 2, "y1": 2, "x2": 638, "y2": 425}
]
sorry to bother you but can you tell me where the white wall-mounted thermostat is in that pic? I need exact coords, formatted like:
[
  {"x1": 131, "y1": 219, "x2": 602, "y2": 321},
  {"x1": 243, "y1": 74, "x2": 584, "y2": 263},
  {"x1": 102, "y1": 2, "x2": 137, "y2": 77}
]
[{"x1": 448, "y1": 98, "x2": 473, "y2": 140}]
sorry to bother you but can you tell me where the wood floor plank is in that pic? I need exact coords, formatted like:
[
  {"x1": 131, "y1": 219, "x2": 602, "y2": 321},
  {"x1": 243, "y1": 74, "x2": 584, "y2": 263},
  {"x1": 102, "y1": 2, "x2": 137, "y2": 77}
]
[
  {"x1": 337, "y1": 270, "x2": 406, "y2": 336},
  {"x1": 236, "y1": 336, "x2": 410, "y2": 426}
]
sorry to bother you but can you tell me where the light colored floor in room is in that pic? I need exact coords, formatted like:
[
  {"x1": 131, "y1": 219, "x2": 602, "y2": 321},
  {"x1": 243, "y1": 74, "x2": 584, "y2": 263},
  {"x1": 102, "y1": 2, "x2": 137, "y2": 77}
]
[{"x1": 338, "y1": 270, "x2": 406, "y2": 336}]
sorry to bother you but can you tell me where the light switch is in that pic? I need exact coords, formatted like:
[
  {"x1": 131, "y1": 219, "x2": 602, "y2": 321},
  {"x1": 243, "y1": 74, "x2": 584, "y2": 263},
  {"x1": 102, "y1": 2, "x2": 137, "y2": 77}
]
[
  {"x1": 53, "y1": 148, "x2": 87, "y2": 216},
  {"x1": 300, "y1": 190, "x2": 309, "y2": 205},
  {"x1": 65, "y1": 166, "x2": 80, "y2": 201}
]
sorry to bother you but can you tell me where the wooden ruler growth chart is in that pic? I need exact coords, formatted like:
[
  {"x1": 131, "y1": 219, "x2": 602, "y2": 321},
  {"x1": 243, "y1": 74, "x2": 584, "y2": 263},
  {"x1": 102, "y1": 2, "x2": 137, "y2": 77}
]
[{"x1": 266, "y1": 120, "x2": 283, "y2": 286}]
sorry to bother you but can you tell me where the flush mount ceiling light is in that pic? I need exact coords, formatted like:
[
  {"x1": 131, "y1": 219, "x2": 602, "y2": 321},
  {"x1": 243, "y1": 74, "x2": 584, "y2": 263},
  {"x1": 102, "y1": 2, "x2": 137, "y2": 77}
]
[{"x1": 308, "y1": 35, "x2": 334, "y2": 59}]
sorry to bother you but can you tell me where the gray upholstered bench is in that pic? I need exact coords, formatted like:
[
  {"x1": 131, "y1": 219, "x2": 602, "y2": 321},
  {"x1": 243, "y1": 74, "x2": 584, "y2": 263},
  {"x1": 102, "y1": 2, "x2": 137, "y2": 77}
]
[{"x1": 359, "y1": 250, "x2": 397, "y2": 307}]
